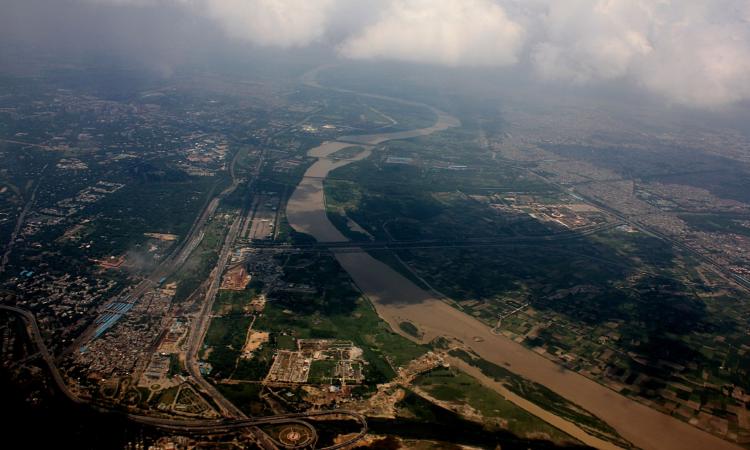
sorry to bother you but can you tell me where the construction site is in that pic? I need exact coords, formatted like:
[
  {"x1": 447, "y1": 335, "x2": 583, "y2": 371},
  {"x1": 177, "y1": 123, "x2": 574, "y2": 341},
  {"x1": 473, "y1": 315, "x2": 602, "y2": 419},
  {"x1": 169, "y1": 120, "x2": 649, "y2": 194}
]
[{"x1": 220, "y1": 264, "x2": 251, "y2": 290}]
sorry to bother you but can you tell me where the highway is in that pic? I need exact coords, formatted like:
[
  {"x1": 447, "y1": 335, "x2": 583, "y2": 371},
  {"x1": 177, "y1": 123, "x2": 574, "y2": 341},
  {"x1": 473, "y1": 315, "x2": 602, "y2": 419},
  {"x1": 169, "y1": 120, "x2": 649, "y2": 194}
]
[
  {"x1": 184, "y1": 213, "x2": 246, "y2": 419},
  {"x1": 183, "y1": 121, "x2": 271, "y2": 414},
  {"x1": 0, "y1": 164, "x2": 47, "y2": 274},
  {"x1": 247, "y1": 221, "x2": 620, "y2": 253},
  {"x1": 131, "y1": 410, "x2": 368, "y2": 450},
  {"x1": 181, "y1": 122, "x2": 282, "y2": 444},
  {"x1": 127, "y1": 414, "x2": 316, "y2": 448},
  {"x1": 0, "y1": 305, "x2": 84, "y2": 405}
]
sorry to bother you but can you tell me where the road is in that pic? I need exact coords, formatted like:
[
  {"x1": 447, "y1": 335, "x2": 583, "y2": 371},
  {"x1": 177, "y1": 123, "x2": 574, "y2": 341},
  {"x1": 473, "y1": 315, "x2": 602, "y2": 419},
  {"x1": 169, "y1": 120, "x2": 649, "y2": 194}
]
[
  {"x1": 248, "y1": 221, "x2": 619, "y2": 251},
  {"x1": 184, "y1": 213, "x2": 246, "y2": 419},
  {"x1": 0, "y1": 305, "x2": 84, "y2": 404},
  {"x1": 182, "y1": 121, "x2": 271, "y2": 404},
  {"x1": 131, "y1": 409, "x2": 368, "y2": 450},
  {"x1": 0, "y1": 164, "x2": 47, "y2": 274}
]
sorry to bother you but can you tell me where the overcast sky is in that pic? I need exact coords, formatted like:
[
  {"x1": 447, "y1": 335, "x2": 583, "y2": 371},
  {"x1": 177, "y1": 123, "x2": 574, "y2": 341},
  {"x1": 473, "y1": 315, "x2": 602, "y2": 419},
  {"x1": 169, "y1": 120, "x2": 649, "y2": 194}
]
[{"x1": 2, "y1": 0, "x2": 749, "y2": 109}]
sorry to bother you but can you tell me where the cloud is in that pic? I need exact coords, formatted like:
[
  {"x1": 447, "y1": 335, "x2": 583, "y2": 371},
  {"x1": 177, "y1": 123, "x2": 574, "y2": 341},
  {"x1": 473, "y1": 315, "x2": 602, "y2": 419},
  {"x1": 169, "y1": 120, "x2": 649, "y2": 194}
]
[
  {"x1": 634, "y1": 2, "x2": 750, "y2": 106},
  {"x1": 8, "y1": 0, "x2": 750, "y2": 107},
  {"x1": 80, "y1": 0, "x2": 336, "y2": 48},
  {"x1": 197, "y1": 0, "x2": 750, "y2": 107},
  {"x1": 339, "y1": 0, "x2": 523, "y2": 67},
  {"x1": 528, "y1": 0, "x2": 750, "y2": 107},
  {"x1": 530, "y1": 0, "x2": 654, "y2": 83},
  {"x1": 201, "y1": 0, "x2": 337, "y2": 48}
]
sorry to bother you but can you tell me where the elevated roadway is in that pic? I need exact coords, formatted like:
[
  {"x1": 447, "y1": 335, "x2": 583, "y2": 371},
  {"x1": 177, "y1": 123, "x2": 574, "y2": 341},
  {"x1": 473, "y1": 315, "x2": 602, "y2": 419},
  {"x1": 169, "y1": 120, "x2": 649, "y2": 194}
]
[{"x1": 247, "y1": 221, "x2": 619, "y2": 253}]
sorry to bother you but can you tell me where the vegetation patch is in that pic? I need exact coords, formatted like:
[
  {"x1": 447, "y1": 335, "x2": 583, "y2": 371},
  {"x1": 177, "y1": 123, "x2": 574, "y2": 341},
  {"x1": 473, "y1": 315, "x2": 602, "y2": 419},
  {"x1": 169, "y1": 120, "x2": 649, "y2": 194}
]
[
  {"x1": 415, "y1": 367, "x2": 575, "y2": 443},
  {"x1": 399, "y1": 321, "x2": 422, "y2": 339},
  {"x1": 448, "y1": 349, "x2": 630, "y2": 447}
]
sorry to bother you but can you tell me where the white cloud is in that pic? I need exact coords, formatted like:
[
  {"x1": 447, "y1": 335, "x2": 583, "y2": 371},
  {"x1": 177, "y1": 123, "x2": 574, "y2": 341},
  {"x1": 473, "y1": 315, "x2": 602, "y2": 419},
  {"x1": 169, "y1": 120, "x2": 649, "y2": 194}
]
[
  {"x1": 528, "y1": 0, "x2": 750, "y2": 107},
  {"x1": 73, "y1": 0, "x2": 750, "y2": 107},
  {"x1": 201, "y1": 0, "x2": 336, "y2": 48},
  {"x1": 82, "y1": 0, "x2": 189, "y2": 5},
  {"x1": 635, "y1": 2, "x2": 750, "y2": 106},
  {"x1": 339, "y1": 0, "x2": 523, "y2": 67},
  {"x1": 530, "y1": 0, "x2": 655, "y2": 83},
  {"x1": 82, "y1": 0, "x2": 336, "y2": 48}
]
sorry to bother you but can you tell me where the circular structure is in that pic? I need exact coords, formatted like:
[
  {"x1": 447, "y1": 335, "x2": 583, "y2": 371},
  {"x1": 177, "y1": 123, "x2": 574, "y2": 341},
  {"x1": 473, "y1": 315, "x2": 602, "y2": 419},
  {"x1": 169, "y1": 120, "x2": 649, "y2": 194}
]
[
  {"x1": 277, "y1": 424, "x2": 315, "y2": 448},
  {"x1": 286, "y1": 431, "x2": 301, "y2": 441}
]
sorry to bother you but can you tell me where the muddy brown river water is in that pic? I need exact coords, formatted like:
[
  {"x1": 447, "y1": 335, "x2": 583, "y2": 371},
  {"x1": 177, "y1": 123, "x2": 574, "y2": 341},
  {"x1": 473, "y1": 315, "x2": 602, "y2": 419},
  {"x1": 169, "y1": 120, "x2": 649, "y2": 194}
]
[{"x1": 285, "y1": 102, "x2": 740, "y2": 450}]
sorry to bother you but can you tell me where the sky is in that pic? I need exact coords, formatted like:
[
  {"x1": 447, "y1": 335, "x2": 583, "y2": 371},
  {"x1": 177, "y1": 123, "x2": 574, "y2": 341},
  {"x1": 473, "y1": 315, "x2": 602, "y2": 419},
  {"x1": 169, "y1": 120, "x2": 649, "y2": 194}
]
[{"x1": 2, "y1": 0, "x2": 750, "y2": 109}]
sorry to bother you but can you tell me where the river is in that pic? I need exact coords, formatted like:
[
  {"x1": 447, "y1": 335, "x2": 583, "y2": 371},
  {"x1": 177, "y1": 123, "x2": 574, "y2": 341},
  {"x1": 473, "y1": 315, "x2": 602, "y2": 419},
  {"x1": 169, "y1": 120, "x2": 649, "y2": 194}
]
[{"x1": 284, "y1": 91, "x2": 740, "y2": 450}]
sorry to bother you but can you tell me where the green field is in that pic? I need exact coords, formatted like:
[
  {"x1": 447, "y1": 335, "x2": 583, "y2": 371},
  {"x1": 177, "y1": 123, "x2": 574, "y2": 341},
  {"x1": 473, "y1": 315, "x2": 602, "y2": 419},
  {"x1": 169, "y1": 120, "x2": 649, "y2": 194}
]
[
  {"x1": 253, "y1": 252, "x2": 427, "y2": 385},
  {"x1": 216, "y1": 383, "x2": 268, "y2": 416},
  {"x1": 415, "y1": 367, "x2": 576, "y2": 444},
  {"x1": 201, "y1": 251, "x2": 427, "y2": 391},
  {"x1": 448, "y1": 349, "x2": 630, "y2": 447},
  {"x1": 212, "y1": 281, "x2": 263, "y2": 315},
  {"x1": 169, "y1": 214, "x2": 232, "y2": 303},
  {"x1": 204, "y1": 312, "x2": 253, "y2": 379},
  {"x1": 308, "y1": 360, "x2": 337, "y2": 384},
  {"x1": 399, "y1": 321, "x2": 422, "y2": 339}
]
